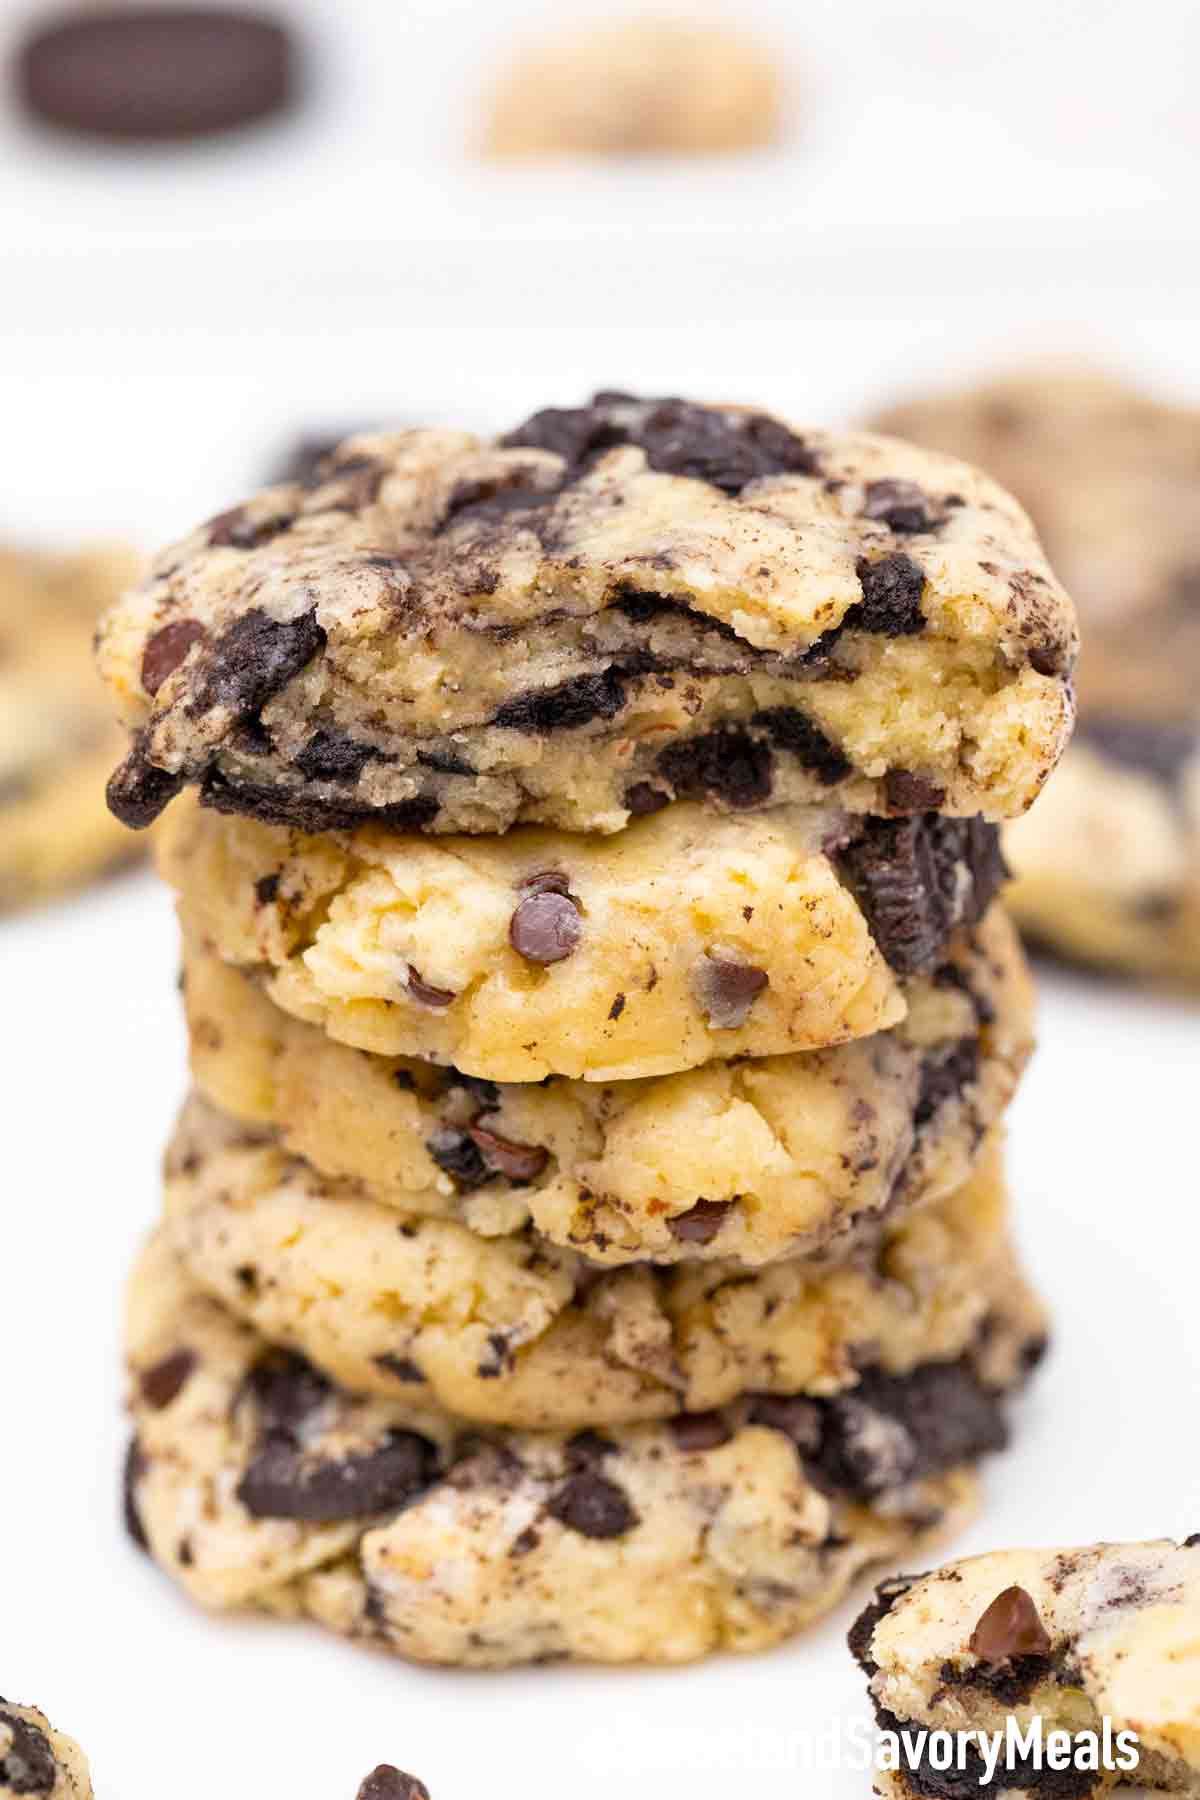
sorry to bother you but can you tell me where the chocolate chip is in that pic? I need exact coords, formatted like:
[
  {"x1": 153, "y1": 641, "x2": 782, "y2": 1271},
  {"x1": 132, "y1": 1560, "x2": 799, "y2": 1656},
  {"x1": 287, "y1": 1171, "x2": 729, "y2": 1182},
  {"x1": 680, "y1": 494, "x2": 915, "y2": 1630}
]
[
  {"x1": 666, "y1": 1198, "x2": 733, "y2": 1245},
  {"x1": 0, "y1": 1705, "x2": 58, "y2": 1794},
  {"x1": 293, "y1": 728, "x2": 374, "y2": 783},
  {"x1": 16, "y1": 7, "x2": 297, "y2": 142},
  {"x1": 239, "y1": 1427, "x2": 436, "y2": 1522},
  {"x1": 850, "y1": 553, "x2": 927, "y2": 636},
  {"x1": 492, "y1": 669, "x2": 626, "y2": 732},
  {"x1": 915, "y1": 1038, "x2": 980, "y2": 1128},
  {"x1": 691, "y1": 953, "x2": 769, "y2": 1029},
  {"x1": 753, "y1": 708, "x2": 853, "y2": 786},
  {"x1": 836, "y1": 815, "x2": 1006, "y2": 975},
  {"x1": 356, "y1": 1769, "x2": 431, "y2": 1800},
  {"x1": 861, "y1": 479, "x2": 943, "y2": 534},
  {"x1": 406, "y1": 966, "x2": 456, "y2": 1008},
  {"x1": 467, "y1": 1125, "x2": 549, "y2": 1183},
  {"x1": 546, "y1": 1470, "x2": 638, "y2": 1539},
  {"x1": 141, "y1": 618, "x2": 207, "y2": 695},
  {"x1": 969, "y1": 1585, "x2": 1051, "y2": 1664},
  {"x1": 669, "y1": 1411, "x2": 733, "y2": 1452},
  {"x1": 138, "y1": 1347, "x2": 197, "y2": 1410},
  {"x1": 123, "y1": 1436, "x2": 149, "y2": 1550},
  {"x1": 625, "y1": 781, "x2": 670, "y2": 816},
  {"x1": 658, "y1": 727, "x2": 774, "y2": 809},
  {"x1": 207, "y1": 505, "x2": 293, "y2": 551},
  {"x1": 374, "y1": 1354, "x2": 425, "y2": 1383},
  {"x1": 884, "y1": 769, "x2": 946, "y2": 813},
  {"x1": 509, "y1": 890, "x2": 582, "y2": 964},
  {"x1": 190, "y1": 606, "x2": 325, "y2": 721},
  {"x1": 607, "y1": 993, "x2": 626, "y2": 1020},
  {"x1": 426, "y1": 1129, "x2": 490, "y2": 1190}
]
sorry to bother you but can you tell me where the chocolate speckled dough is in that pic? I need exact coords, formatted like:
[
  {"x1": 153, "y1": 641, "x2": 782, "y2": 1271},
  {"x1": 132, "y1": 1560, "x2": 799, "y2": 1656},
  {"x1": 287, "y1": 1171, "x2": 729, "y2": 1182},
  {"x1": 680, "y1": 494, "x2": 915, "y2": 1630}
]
[
  {"x1": 124, "y1": 1232, "x2": 1044, "y2": 1667},
  {"x1": 873, "y1": 368, "x2": 1200, "y2": 983},
  {"x1": 159, "y1": 790, "x2": 1009, "y2": 1081},
  {"x1": 96, "y1": 397, "x2": 1077, "y2": 840},
  {"x1": 0, "y1": 1702, "x2": 92, "y2": 1800},
  {"x1": 851, "y1": 1539, "x2": 1200, "y2": 1799},
  {"x1": 0, "y1": 544, "x2": 144, "y2": 909},
  {"x1": 480, "y1": 19, "x2": 783, "y2": 158},
  {"x1": 161, "y1": 1095, "x2": 1043, "y2": 1428},
  {"x1": 181, "y1": 906, "x2": 1033, "y2": 1266}
]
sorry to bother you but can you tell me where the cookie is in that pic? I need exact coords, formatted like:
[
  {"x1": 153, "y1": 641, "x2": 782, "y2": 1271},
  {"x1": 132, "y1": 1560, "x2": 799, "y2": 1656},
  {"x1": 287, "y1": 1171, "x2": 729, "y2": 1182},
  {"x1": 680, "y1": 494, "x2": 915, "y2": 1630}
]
[
  {"x1": 161, "y1": 1093, "x2": 1042, "y2": 1430},
  {"x1": 16, "y1": 7, "x2": 297, "y2": 142},
  {"x1": 160, "y1": 791, "x2": 1009, "y2": 1080},
  {"x1": 480, "y1": 20, "x2": 783, "y2": 158},
  {"x1": 850, "y1": 1538, "x2": 1200, "y2": 1799},
  {"x1": 357, "y1": 1774, "x2": 429, "y2": 1800},
  {"x1": 0, "y1": 1702, "x2": 91, "y2": 1800},
  {"x1": 96, "y1": 398, "x2": 1077, "y2": 839},
  {"x1": 871, "y1": 366, "x2": 1200, "y2": 721},
  {"x1": 124, "y1": 1232, "x2": 1043, "y2": 1666},
  {"x1": 0, "y1": 544, "x2": 144, "y2": 910},
  {"x1": 181, "y1": 905, "x2": 1033, "y2": 1266},
  {"x1": 1005, "y1": 718, "x2": 1200, "y2": 983}
]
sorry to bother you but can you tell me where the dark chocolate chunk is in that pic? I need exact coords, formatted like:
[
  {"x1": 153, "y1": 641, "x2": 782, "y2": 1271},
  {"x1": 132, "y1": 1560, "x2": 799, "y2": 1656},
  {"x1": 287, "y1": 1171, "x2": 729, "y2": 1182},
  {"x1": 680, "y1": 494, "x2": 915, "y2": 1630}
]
[
  {"x1": 691, "y1": 953, "x2": 769, "y2": 1028},
  {"x1": 189, "y1": 606, "x2": 324, "y2": 722},
  {"x1": 466, "y1": 1124, "x2": 549, "y2": 1183},
  {"x1": 884, "y1": 769, "x2": 947, "y2": 813},
  {"x1": 754, "y1": 707, "x2": 853, "y2": 785},
  {"x1": 669, "y1": 1411, "x2": 733, "y2": 1452},
  {"x1": 239, "y1": 1423, "x2": 436, "y2": 1522},
  {"x1": 836, "y1": 815, "x2": 1006, "y2": 975},
  {"x1": 625, "y1": 781, "x2": 670, "y2": 816},
  {"x1": 914, "y1": 1037, "x2": 980, "y2": 1128},
  {"x1": 666, "y1": 1198, "x2": 733, "y2": 1245},
  {"x1": 16, "y1": 6, "x2": 297, "y2": 142},
  {"x1": 0, "y1": 1704, "x2": 58, "y2": 1794},
  {"x1": 492, "y1": 669, "x2": 626, "y2": 732},
  {"x1": 1077, "y1": 715, "x2": 1197, "y2": 790},
  {"x1": 850, "y1": 553, "x2": 928, "y2": 636},
  {"x1": 141, "y1": 618, "x2": 207, "y2": 695},
  {"x1": 861, "y1": 479, "x2": 943, "y2": 534},
  {"x1": 293, "y1": 728, "x2": 374, "y2": 783},
  {"x1": 425, "y1": 1129, "x2": 490, "y2": 1190},
  {"x1": 546, "y1": 1469, "x2": 638, "y2": 1539},
  {"x1": 356, "y1": 1768, "x2": 431, "y2": 1800},
  {"x1": 138, "y1": 1347, "x2": 197, "y2": 1410},
  {"x1": 406, "y1": 965, "x2": 456, "y2": 1008},
  {"x1": 106, "y1": 740, "x2": 185, "y2": 828},
  {"x1": 123, "y1": 1436, "x2": 149, "y2": 1550},
  {"x1": 254, "y1": 872, "x2": 280, "y2": 905},
  {"x1": 969, "y1": 1584, "x2": 1052, "y2": 1663},
  {"x1": 509, "y1": 890, "x2": 582, "y2": 964},
  {"x1": 657, "y1": 727, "x2": 774, "y2": 809}
]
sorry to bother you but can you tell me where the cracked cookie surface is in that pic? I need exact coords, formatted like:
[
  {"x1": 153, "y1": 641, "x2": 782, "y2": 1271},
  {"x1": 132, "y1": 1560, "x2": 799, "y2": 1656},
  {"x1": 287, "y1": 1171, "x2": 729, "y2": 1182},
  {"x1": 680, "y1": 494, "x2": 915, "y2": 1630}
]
[
  {"x1": 124, "y1": 1232, "x2": 1043, "y2": 1667},
  {"x1": 161, "y1": 1095, "x2": 1042, "y2": 1430},
  {"x1": 0, "y1": 1701, "x2": 92, "y2": 1800},
  {"x1": 182, "y1": 906, "x2": 1032, "y2": 1267},
  {"x1": 97, "y1": 396, "x2": 1076, "y2": 839},
  {"x1": 160, "y1": 791, "x2": 1008, "y2": 1080},
  {"x1": 851, "y1": 1537, "x2": 1200, "y2": 1799}
]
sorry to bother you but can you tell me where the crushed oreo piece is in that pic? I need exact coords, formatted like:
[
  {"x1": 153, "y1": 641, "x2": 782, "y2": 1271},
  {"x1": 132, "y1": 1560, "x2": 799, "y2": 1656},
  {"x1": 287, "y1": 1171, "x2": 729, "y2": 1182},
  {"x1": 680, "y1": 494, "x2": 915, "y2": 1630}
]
[
  {"x1": 846, "y1": 1573, "x2": 918, "y2": 1677},
  {"x1": 754, "y1": 707, "x2": 853, "y2": 785},
  {"x1": 293, "y1": 728, "x2": 374, "y2": 783},
  {"x1": 915, "y1": 1038, "x2": 980, "y2": 1128},
  {"x1": 658, "y1": 727, "x2": 774, "y2": 809},
  {"x1": 493, "y1": 670, "x2": 626, "y2": 732},
  {"x1": 861, "y1": 479, "x2": 943, "y2": 534},
  {"x1": 426, "y1": 1128, "x2": 490, "y2": 1189},
  {"x1": 0, "y1": 1704, "x2": 58, "y2": 1795},
  {"x1": 546, "y1": 1469, "x2": 639, "y2": 1539},
  {"x1": 850, "y1": 553, "x2": 928, "y2": 636},
  {"x1": 836, "y1": 814, "x2": 1006, "y2": 975}
]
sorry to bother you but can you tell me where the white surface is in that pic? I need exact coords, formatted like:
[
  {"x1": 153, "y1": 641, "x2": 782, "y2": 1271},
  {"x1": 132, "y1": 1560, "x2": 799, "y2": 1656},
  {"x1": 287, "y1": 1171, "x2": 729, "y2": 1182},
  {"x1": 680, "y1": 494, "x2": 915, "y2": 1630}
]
[{"x1": 3, "y1": 0, "x2": 1200, "y2": 1792}]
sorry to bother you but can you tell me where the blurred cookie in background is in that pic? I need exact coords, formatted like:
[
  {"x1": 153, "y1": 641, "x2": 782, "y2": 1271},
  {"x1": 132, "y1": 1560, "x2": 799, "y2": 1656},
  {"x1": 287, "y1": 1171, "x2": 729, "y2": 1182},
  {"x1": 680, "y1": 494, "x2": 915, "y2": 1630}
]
[
  {"x1": 268, "y1": 426, "x2": 385, "y2": 488},
  {"x1": 871, "y1": 367, "x2": 1200, "y2": 986},
  {"x1": 480, "y1": 16, "x2": 784, "y2": 159},
  {"x1": 1, "y1": 542, "x2": 144, "y2": 912},
  {"x1": 0, "y1": 1699, "x2": 92, "y2": 1799},
  {"x1": 14, "y1": 6, "x2": 299, "y2": 142}
]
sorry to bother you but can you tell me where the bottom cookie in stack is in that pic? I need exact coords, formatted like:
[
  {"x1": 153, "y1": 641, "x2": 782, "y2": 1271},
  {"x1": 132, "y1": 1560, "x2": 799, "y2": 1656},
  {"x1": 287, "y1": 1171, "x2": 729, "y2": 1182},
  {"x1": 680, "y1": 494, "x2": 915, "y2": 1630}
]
[
  {"x1": 0, "y1": 1700, "x2": 91, "y2": 1800},
  {"x1": 124, "y1": 1139, "x2": 1046, "y2": 1668}
]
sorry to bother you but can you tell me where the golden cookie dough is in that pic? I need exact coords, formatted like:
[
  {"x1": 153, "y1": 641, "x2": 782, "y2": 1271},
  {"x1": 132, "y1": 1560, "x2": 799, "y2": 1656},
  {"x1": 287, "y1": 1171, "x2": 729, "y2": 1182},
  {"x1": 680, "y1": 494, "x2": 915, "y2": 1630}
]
[
  {"x1": 181, "y1": 905, "x2": 1033, "y2": 1266},
  {"x1": 161, "y1": 1093, "x2": 1043, "y2": 1431},
  {"x1": 480, "y1": 19, "x2": 784, "y2": 159},
  {"x1": 124, "y1": 1232, "x2": 1044, "y2": 1667},
  {"x1": 0, "y1": 1701, "x2": 91, "y2": 1800},
  {"x1": 1, "y1": 544, "x2": 143, "y2": 908},
  {"x1": 160, "y1": 791, "x2": 1012, "y2": 1081},
  {"x1": 97, "y1": 399, "x2": 1077, "y2": 840}
]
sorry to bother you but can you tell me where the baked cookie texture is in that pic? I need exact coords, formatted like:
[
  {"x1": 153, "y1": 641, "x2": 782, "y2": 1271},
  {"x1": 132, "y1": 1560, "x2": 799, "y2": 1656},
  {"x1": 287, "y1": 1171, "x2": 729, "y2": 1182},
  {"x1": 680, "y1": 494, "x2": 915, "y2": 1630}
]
[
  {"x1": 480, "y1": 19, "x2": 783, "y2": 159},
  {"x1": 96, "y1": 396, "x2": 1077, "y2": 840},
  {"x1": 1, "y1": 544, "x2": 143, "y2": 909},
  {"x1": 181, "y1": 907, "x2": 1033, "y2": 1267},
  {"x1": 160, "y1": 790, "x2": 1010, "y2": 1080},
  {"x1": 0, "y1": 1701, "x2": 91, "y2": 1800},
  {"x1": 161, "y1": 1095, "x2": 1043, "y2": 1429},
  {"x1": 851, "y1": 1538, "x2": 1200, "y2": 1798},
  {"x1": 124, "y1": 1232, "x2": 1043, "y2": 1667}
]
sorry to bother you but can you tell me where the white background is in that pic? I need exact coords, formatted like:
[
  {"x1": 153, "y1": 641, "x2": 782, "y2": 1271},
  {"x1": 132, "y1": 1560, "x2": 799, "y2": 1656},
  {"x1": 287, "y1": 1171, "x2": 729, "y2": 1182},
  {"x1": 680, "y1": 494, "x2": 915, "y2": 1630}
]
[{"x1": 2, "y1": 1, "x2": 1199, "y2": 1795}]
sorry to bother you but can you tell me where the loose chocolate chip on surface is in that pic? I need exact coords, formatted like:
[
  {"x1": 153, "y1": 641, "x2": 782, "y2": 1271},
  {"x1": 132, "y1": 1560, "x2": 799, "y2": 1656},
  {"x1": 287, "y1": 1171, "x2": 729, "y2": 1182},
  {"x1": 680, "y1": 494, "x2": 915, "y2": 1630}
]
[
  {"x1": 467, "y1": 1124, "x2": 549, "y2": 1183},
  {"x1": 969, "y1": 1585, "x2": 1052, "y2": 1663},
  {"x1": 0, "y1": 1705, "x2": 58, "y2": 1795},
  {"x1": 493, "y1": 669, "x2": 626, "y2": 732},
  {"x1": 139, "y1": 1347, "x2": 197, "y2": 1410},
  {"x1": 861, "y1": 479, "x2": 943, "y2": 534},
  {"x1": 406, "y1": 965, "x2": 456, "y2": 1008},
  {"x1": 16, "y1": 6, "x2": 298, "y2": 142},
  {"x1": 691, "y1": 953, "x2": 769, "y2": 1028},
  {"x1": 666, "y1": 1198, "x2": 733, "y2": 1245},
  {"x1": 658, "y1": 727, "x2": 774, "y2": 809},
  {"x1": 547, "y1": 1469, "x2": 639, "y2": 1539},
  {"x1": 851, "y1": 552, "x2": 928, "y2": 636},
  {"x1": 141, "y1": 618, "x2": 207, "y2": 695},
  {"x1": 356, "y1": 1768, "x2": 431, "y2": 1800},
  {"x1": 669, "y1": 1411, "x2": 733, "y2": 1452},
  {"x1": 509, "y1": 890, "x2": 582, "y2": 963}
]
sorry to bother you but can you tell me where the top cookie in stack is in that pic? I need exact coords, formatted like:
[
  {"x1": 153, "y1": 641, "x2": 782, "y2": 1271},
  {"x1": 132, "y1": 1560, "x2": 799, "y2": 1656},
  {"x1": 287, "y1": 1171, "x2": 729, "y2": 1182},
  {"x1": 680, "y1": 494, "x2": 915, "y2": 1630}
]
[{"x1": 99, "y1": 396, "x2": 1074, "y2": 1669}]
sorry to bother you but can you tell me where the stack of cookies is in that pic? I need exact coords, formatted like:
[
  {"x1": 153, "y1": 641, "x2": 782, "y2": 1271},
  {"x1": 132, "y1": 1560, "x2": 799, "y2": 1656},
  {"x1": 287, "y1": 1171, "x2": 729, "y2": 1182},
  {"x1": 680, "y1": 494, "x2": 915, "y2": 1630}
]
[{"x1": 97, "y1": 394, "x2": 1076, "y2": 1667}]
